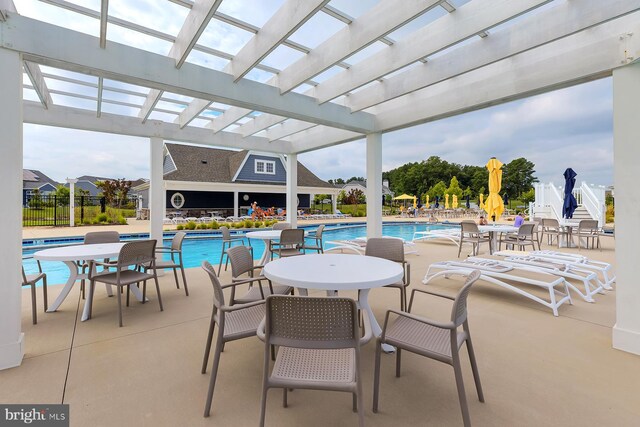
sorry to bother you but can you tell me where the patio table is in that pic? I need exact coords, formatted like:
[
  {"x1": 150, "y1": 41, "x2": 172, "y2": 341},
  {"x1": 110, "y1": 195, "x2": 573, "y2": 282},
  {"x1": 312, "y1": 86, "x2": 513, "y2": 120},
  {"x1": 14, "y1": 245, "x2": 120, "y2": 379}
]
[
  {"x1": 246, "y1": 229, "x2": 307, "y2": 266},
  {"x1": 478, "y1": 224, "x2": 519, "y2": 254},
  {"x1": 558, "y1": 220, "x2": 582, "y2": 248},
  {"x1": 34, "y1": 242, "x2": 146, "y2": 321},
  {"x1": 263, "y1": 253, "x2": 403, "y2": 353}
]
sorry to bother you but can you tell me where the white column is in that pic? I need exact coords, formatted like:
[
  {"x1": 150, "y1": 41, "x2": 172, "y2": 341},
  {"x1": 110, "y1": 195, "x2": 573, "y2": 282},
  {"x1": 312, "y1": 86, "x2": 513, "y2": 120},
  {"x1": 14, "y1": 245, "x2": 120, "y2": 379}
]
[
  {"x1": 332, "y1": 192, "x2": 338, "y2": 213},
  {"x1": 0, "y1": 48, "x2": 24, "y2": 370},
  {"x1": 233, "y1": 192, "x2": 239, "y2": 218},
  {"x1": 366, "y1": 133, "x2": 383, "y2": 238},
  {"x1": 286, "y1": 153, "x2": 298, "y2": 228},
  {"x1": 612, "y1": 62, "x2": 640, "y2": 355},
  {"x1": 149, "y1": 137, "x2": 164, "y2": 250},
  {"x1": 66, "y1": 178, "x2": 78, "y2": 227}
]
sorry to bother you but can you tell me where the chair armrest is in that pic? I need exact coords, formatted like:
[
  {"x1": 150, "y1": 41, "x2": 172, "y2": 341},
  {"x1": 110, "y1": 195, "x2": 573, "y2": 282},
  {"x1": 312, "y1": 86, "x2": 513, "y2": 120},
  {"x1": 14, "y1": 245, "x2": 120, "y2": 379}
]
[
  {"x1": 383, "y1": 309, "x2": 456, "y2": 338},
  {"x1": 229, "y1": 277, "x2": 264, "y2": 287},
  {"x1": 412, "y1": 287, "x2": 455, "y2": 300},
  {"x1": 221, "y1": 299, "x2": 264, "y2": 313},
  {"x1": 359, "y1": 307, "x2": 373, "y2": 345},
  {"x1": 256, "y1": 317, "x2": 266, "y2": 342},
  {"x1": 91, "y1": 260, "x2": 118, "y2": 268},
  {"x1": 156, "y1": 247, "x2": 179, "y2": 253}
]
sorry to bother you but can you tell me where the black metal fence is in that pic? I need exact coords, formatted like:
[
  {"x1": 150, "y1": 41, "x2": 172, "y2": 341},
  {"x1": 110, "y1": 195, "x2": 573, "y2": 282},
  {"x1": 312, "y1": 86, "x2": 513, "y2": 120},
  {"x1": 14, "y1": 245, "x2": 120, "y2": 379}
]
[{"x1": 23, "y1": 194, "x2": 137, "y2": 227}]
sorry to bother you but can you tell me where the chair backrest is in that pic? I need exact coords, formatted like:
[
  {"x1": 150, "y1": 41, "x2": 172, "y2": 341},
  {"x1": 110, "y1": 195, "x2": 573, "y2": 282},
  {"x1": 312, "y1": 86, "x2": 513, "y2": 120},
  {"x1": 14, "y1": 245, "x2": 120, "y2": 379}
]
[
  {"x1": 279, "y1": 229, "x2": 305, "y2": 246},
  {"x1": 202, "y1": 260, "x2": 225, "y2": 310},
  {"x1": 272, "y1": 222, "x2": 291, "y2": 230},
  {"x1": 365, "y1": 237, "x2": 404, "y2": 263},
  {"x1": 450, "y1": 269, "x2": 481, "y2": 327},
  {"x1": 219, "y1": 226, "x2": 232, "y2": 240},
  {"x1": 315, "y1": 224, "x2": 325, "y2": 239},
  {"x1": 226, "y1": 245, "x2": 254, "y2": 277},
  {"x1": 117, "y1": 240, "x2": 156, "y2": 268},
  {"x1": 542, "y1": 218, "x2": 559, "y2": 228},
  {"x1": 518, "y1": 223, "x2": 535, "y2": 236},
  {"x1": 265, "y1": 295, "x2": 358, "y2": 349},
  {"x1": 171, "y1": 231, "x2": 187, "y2": 250},
  {"x1": 84, "y1": 231, "x2": 120, "y2": 244},
  {"x1": 579, "y1": 219, "x2": 598, "y2": 231},
  {"x1": 460, "y1": 220, "x2": 480, "y2": 234}
]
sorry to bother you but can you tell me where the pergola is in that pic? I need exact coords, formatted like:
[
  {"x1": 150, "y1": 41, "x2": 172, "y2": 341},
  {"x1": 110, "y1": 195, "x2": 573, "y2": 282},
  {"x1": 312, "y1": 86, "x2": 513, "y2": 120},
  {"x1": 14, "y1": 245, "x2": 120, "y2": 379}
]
[{"x1": 1, "y1": 0, "x2": 639, "y2": 369}]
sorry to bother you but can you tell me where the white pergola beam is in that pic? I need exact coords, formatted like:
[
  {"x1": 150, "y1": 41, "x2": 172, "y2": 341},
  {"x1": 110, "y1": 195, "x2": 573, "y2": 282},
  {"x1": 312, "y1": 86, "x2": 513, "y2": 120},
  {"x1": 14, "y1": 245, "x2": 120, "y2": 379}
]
[
  {"x1": 23, "y1": 60, "x2": 53, "y2": 108},
  {"x1": 277, "y1": 0, "x2": 442, "y2": 94},
  {"x1": 291, "y1": 15, "x2": 640, "y2": 152},
  {"x1": 315, "y1": 0, "x2": 549, "y2": 104},
  {"x1": 0, "y1": 13, "x2": 376, "y2": 133},
  {"x1": 96, "y1": 76, "x2": 103, "y2": 117},
  {"x1": 23, "y1": 101, "x2": 293, "y2": 153},
  {"x1": 99, "y1": 0, "x2": 108, "y2": 48},
  {"x1": 229, "y1": 0, "x2": 329, "y2": 82},
  {"x1": 205, "y1": 106, "x2": 252, "y2": 133},
  {"x1": 265, "y1": 120, "x2": 316, "y2": 142},
  {"x1": 347, "y1": 0, "x2": 640, "y2": 112},
  {"x1": 238, "y1": 113, "x2": 287, "y2": 137}
]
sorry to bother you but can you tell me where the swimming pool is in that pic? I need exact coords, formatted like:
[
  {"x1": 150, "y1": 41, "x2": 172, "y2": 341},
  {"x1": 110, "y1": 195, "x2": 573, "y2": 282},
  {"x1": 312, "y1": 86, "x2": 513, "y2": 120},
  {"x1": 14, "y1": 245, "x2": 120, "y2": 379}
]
[{"x1": 22, "y1": 222, "x2": 457, "y2": 285}]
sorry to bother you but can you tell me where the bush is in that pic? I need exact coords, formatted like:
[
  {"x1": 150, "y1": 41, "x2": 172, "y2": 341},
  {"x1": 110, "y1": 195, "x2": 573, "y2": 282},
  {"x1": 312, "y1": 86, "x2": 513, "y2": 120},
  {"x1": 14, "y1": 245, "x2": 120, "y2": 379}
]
[
  {"x1": 244, "y1": 220, "x2": 254, "y2": 228},
  {"x1": 117, "y1": 216, "x2": 127, "y2": 225},
  {"x1": 185, "y1": 221, "x2": 197, "y2": 230},
  {"x1": 606, "y1": 204, "x2": 614, "y2": 223},
  {"x1": 83, "y1": 218, "x2": 92, "y2": 225},
  {"x1": 197, "y1": 223, "x2": 207, "y2": 229},
  {"x1": 97, "y1": 213, "x2": 108, "y2": 222},
  {"x1": 176, "y1": 224, "x2": 184, "y2": 230},
  {"x1": 210, "y1": 221, "x2": 219, "y2": 230},
  {"x1": 233, "y1": 222, "x2": 244, "y2": 229}
]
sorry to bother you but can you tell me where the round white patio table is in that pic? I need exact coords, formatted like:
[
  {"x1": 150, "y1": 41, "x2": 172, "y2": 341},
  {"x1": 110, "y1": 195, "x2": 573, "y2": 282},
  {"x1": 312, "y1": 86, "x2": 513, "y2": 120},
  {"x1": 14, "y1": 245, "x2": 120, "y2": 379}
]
[
  {"x1": 478, "y1": 224, "x2": 519, "y2": 254},
  {"x1": 558, "y1": 220, "x2": 581, "y2": 248},
  {"x1": 263, "y1": 253, "x2": 404, "y2": 352},
  {"x1": 34, "y1": 242, "x2": 145, "y2": 322},
  {"x1": 246, "y1": 229, "x2": 308, "y2": 266}
]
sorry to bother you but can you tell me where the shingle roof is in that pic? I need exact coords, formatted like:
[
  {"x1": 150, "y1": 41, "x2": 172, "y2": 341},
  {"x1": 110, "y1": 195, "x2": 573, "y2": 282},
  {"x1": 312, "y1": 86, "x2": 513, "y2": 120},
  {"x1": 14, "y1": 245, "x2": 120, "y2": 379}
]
[
  {"x1": 164, "y1": 143, "x2": 333, "y2": 189},
  {"x1": 22, "y1": 169, "x2": 59, "y2": 190}
]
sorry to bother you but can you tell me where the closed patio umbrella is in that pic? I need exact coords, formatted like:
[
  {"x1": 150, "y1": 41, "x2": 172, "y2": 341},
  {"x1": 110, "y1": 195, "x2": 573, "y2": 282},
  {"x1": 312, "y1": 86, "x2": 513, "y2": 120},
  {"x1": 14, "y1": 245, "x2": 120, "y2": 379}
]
[
  {"x1": 435, "y1": 196, "x2": 440, "y2": 208},
  {"x1": 465, "y1": 195, "x2": 471, "y2": 209},
  {"x1": 562, "y1": 168, "x2": 578, "y2": 219},
  {"x1": 484, "y1": 157, "x2": 505, "y2": 221},
  {"x1": 452, "y1": 195, "x2": 458, "y2": 209},
  {"x1": 479, "y1": 193, "x2": 485, "y2": 210},
  {"x1": 445, "y1": 194, "x2": 450, "y2": 209},
  {"x1": 503, "y1": 193, "x2": 509, "y2": 209},
  {"x1": 425, "y1": 195, "x2": 429, "y2": 208}
]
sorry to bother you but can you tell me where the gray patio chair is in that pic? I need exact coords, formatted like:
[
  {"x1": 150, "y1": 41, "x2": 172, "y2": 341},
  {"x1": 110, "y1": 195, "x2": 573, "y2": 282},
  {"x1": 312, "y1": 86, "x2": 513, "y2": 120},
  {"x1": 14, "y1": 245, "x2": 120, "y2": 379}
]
[
  {"x1": 80, "y1": 231, "x2": 120, "y2": 298},
  {"x1": 373, "y1": 270, "x2": 484, "y2": 427},
  {"x1": 540, "y1": 218, "x2": 565, "y2": 248},
  {"x1": 21, "y1": 259, "x2": 48, "y2": 325},
  {"x1": 258, "y1": 295, "x2": 364, "y2": 427},
  {"x1": 201, "y1": 261, "x2": 266, "y2": 417},
  {"x1": 270, "y1": 228, "x2": 305, "y2": 260},
  {"x1": 365, "y1": 237, "x2": 410, "y2": 311},
  {"x1": 144, "y1": 231, "x2": 189, "y2": 296},
  {"x1": 217, "y1": 226, "x2": 247, "y2": 275},
  {"x1": 498, "y1": 222, "x2": 537, "y2": 251},
  {"x1": 272, "y1": 222, "x2": 291, "y2": 230},
  {"x1": 302, "y1": 224, "x2": 324, "y2": 254},
  {"x1": 87, "y1": 240, "x2": 163, "y2": 327},
  {"x1": 578, "y1": 219, "x2": 601, "y2": 250},
  {"x1": 458, "y1": 221, "x2": 491, "y2": 257},
  {"x1": 226, "y1": 245, "x2": 293, "y2": 304}
]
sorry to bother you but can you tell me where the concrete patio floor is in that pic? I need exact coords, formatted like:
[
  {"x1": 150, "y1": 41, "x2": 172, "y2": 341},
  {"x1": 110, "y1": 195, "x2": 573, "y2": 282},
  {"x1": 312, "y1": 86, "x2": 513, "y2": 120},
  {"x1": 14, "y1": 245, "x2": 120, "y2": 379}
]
[{"x1": 3, "y1": 235, "x2": 639, "y2": 426}]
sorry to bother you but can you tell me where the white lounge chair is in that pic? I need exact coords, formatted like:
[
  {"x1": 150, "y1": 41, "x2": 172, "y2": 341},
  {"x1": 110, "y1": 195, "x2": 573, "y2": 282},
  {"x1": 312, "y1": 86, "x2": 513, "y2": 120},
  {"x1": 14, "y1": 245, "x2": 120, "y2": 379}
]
[
  {"x1": 325, "y1": 236, "x2": 418, "y2": 256},
  {"x1": 412, "y1": 228, "x2": 460, "y2": 246},
  {"x1": 423, "y1": 258, "x2": 572, "y2": 316}
]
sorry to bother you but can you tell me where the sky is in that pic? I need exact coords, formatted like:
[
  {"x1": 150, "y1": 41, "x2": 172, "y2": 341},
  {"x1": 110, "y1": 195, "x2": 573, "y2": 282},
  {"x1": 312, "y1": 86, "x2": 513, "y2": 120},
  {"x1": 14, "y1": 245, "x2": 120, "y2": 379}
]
[{"x1": 18, "y1": 0, "x2": 614, "y2": 187}]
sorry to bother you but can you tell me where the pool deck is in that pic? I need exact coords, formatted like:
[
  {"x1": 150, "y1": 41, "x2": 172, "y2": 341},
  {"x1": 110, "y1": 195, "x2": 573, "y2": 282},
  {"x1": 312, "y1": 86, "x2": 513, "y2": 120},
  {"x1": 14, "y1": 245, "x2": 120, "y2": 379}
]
[{"x1": 5, "y1": 231, "x2": 638, "y2": 427}]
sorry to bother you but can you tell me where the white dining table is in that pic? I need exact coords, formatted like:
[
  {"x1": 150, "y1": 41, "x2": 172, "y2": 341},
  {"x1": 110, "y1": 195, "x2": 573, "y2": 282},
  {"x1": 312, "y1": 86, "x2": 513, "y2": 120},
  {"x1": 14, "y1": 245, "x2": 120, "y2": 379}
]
[
  {"x1": 558, "y1": 220, "x2": 582, "y2": 248},
  {"x1": 263, "y1": 253, "x2": 404, "y2": 352},
  {"x1": 246, "y1": 229, "x2": 308, "y2": 266},
  {"x1": 478, "y1": 224, "x2": 519, "y2": 254},
  {"x1": 34, "y1": 242, "x2": 146, "y2": 321}
]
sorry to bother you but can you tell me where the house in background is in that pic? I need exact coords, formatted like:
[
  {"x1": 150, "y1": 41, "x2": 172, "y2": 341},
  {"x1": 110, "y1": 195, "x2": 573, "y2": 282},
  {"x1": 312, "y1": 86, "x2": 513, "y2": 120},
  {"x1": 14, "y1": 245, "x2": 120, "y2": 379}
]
[
  {"x1": 136, "y1": 143, "x2": 338, "y2": 217},
  {"x1": 340, "y1": 179, "x2": 394, "y2": 201},
  {"x1": 22, "y1": 169, "x2": 59, "y2": 206},
  {"x1": 64, "y1": 175, "x2": 147, "y2": 198}
]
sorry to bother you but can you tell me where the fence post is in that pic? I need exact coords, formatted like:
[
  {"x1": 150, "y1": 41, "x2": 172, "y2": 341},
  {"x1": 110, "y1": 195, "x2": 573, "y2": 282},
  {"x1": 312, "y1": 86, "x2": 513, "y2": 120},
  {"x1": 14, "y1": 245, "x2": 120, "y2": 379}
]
[
  {"x1": 100, "y1": 197, "x2": 106, "y2": 213},
  {"x1": 53, "y1": 195, "x2": 57, "y2": 227},
  {"x1": 80, "y1": 195, "x2": 85, "y2": 224},
  {"x1": 66, "y1": 178, "x2": 78, "y2": 227}
]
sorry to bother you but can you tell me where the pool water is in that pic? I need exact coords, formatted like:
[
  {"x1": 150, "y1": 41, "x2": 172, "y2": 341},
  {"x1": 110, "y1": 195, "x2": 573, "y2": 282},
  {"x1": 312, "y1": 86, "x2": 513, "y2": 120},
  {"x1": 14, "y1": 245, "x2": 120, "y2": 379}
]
[{"x1": 22, "y1": 223, "x2": 456, "y2": 285}]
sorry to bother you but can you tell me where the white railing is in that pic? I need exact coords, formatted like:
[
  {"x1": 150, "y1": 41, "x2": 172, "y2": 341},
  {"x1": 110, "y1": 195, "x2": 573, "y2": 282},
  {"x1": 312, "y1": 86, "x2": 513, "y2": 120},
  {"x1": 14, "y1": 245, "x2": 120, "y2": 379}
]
[
  {"x1": 579, "y1": 182, "x2": 605, "y2": 226},
  {"x1": 531, "y1": 181, "x2": 606, "y2": 225}
]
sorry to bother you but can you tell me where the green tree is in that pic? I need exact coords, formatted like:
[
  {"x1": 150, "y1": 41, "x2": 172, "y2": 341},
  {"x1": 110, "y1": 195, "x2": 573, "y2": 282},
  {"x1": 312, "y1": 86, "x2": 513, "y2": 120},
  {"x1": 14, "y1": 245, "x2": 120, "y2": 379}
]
[
  {"x1": 29, "y1": 188, "x2": 43, "y2": 209},
  {"x1": 329, "y1": 178, "x2": 345, "y2": 185},
  {"x1": 520, "y1": 188, "x2": 536, "y2": 204},
  {"x1": 471, "y1": 169, "x2": 489, "y2": 195},
  {"x1": 502, "y1": 158, "x2": 537, "y2": 199},
  {"x1": 96, "y1": 179, "x2": 132, "y2": 210},
  {"x1": 337, "y1": 189, "x2": 347, "y2": 204},
  {"x1": 446, "y1": 176, "x2": 463, "y2": 199},
  {"x1": 427, "y1": 181, "x2": 447, "y2": 200},
  {"x1": 55, "y1": 185, "x2": 70, "y2": 206}
]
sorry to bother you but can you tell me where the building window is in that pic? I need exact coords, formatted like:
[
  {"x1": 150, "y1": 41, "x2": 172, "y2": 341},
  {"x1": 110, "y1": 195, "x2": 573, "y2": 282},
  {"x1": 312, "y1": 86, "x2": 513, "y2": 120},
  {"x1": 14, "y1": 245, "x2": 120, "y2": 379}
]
[
  {"x1": 170, "y1": 192, "x2": 185, "y2": 209},
  {"x1": 255, "y1": 159, "x2": 276, "y2": 175}
]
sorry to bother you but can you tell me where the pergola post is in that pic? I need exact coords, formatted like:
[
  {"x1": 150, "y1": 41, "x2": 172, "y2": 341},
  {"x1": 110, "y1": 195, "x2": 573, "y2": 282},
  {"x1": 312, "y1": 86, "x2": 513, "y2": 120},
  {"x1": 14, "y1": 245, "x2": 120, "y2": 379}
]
[
  {"x1": 66, "y1": 178, "x2": 78, "y2": 227},
  {"x1": 233, "y1": 192, "x2": 239, "y2": 218},
  {"x1": 612, "y1": 62, "x2": 640, "y2": 355},
  {"x1": 366, "y1": 133, "x2": 383, "y2": 238},
  {"x1": 149, "y1": 137, "x2": 164, "y2": 253},
  {"x1": 286, "y1": 153, "x2": 298, "y2": 228},
  {"x1": 0, "y1": 48, "x2": 25, "y2": 370}
]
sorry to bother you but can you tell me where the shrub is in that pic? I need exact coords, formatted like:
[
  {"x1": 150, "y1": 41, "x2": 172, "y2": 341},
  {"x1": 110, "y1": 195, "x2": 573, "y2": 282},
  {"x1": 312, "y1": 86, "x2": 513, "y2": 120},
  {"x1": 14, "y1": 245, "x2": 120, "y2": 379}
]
[
  {"x1": 197, "y1": 223, "x2": 207, "y2": 229},
  {"x1": 606, "y1": 204, "x2": 614, "y2": 223},
  {"x1": 244, "y1": 220, "x2": 254, "y2": 228},
  {"x1": 185, "y1": 221, "x2": 197, "y2": 230},
  {"x1": 83, "y1": 218, "x2": 92, "y2": 225},
  {"x1": 233, "y1": 222, "x2": 244, "y2": 229},
  {"x1": 117, "y1": 216, "x2": 127, "y2": 225},
  {"x1": 176, "y1": 224, "x2": 184, "y2": 230},
  {"x1": 210, "y1": 221, "x2": 219, "y2": 230},
  {"x1": 97, "y1": 213, "x2": 108, "y2": 222}
]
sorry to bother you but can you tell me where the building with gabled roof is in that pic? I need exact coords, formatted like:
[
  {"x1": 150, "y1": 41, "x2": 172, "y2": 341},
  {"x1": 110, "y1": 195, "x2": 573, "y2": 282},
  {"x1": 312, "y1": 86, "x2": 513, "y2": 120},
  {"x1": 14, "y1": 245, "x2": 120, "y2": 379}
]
[{"x1": 22, "y1": 169, "x2": 59, "y2": 206}]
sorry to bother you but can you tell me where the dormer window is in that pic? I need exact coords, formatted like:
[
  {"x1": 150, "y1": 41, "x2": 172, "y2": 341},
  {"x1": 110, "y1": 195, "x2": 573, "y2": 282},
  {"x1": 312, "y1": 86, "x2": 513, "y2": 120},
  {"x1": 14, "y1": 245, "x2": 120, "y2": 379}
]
[{"x1": 255, "y1": 159, "x2": 275, "y2": 175}]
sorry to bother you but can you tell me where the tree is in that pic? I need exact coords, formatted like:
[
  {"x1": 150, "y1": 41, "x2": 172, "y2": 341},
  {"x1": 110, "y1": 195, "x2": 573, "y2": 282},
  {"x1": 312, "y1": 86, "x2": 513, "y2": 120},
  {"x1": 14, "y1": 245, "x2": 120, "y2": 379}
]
[
  {"x1": 337, "y1": 189, "x2": 347, "y2": 204},
  {"x1": 329, "y1": 178, "x2": 345, "y2": 185},
  {"x1": 346, "y1": 176, "x2": 365, "y2": 183},
  {"x1": 29, "y1": 188, "x2": 43, "y2": 209},
  {"x1": 427, "y1": 181, "x2": 447, "y2": 200},
  {"x1": 55, "y1": 185, "x2": 70, "y2": 206},
  {"x1": 502, "y1": 158, "x2": 537, "y2": 199},
  {"x1": 344, "y1": 188, "x2": 365, "y2": 205},
  {"x1": 96, "y1": 179, "x2": 132, "y2": 210},
  {"x1": 446, "y1": 176, "x2": 463, "y2": 199},
  {"x1": 520, "y1": 188, "x2": 536, "y2": 204}
]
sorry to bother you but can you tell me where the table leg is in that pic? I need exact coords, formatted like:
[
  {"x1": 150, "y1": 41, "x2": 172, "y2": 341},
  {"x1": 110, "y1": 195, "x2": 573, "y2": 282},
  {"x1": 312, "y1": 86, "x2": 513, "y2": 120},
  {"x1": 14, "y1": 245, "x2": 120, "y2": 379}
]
[
  {"x1": 358, "y1": 289, "x2": 395, "y2": 353},
  {"x1": 46, "y1": 261, "x2": 80, "y2": 313}
]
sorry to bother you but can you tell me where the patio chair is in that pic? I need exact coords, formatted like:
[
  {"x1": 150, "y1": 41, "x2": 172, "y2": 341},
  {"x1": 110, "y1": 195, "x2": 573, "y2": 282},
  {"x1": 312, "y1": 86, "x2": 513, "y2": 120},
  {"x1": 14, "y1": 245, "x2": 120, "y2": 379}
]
[
  {"x1": 258, "y1": 295, "x2": 364, "y2": 427},
  {"x1": 80, "y1": 231, "x2": 120, "y2": 298},
  {"x1": 365, "y1": 237, "x2": 410, "y2": 311},
  {"x1": 87, "y1": 240, "x2": 163, "y2": 327},
  {"x1": 272, "y1": 222, "x2": 291, "y2": 230},
  {"x1": 270, "y1": 229, "x2": 305, "y2": 260},
  {"x1": 21, "y1": 259, "x2": 48, "y2": 324},
  {"x1": 373, "y1": 270, "x2": 484, "y2": 427},
  {"x1": 302, "y1": 224, "x2": 324, "y2": 254},
  {"x1": 226, "y1": 245, "x2": 293, "y2": 304},
  {"x1": 458, "y1": 220, "x2": 491, "y2": 257},
  {"x1": 144, "y1": 231, "x2": 189, "y2": 296},
  {"x1": 540, "y1": 218, "x2": 565, "y2": 248},
  {"x1": 217, "y1": 225, "x2": 247, "y2": 275},
  {"x1": 498, "y1": 223, "x2": 537, "y2": 251},
  {"x1": 577, "y1": 219, "x2": 601, "y2": 250},
  {"x1": 201, "y1": 261, "x2": 266, "y2": 417}
]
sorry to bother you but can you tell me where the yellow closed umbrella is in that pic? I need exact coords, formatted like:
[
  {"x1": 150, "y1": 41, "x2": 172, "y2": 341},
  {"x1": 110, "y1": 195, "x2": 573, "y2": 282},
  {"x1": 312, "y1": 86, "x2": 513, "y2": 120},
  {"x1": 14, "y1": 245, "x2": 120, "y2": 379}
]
[
  {"x1": 479, "y1": 193, "x2": 485, "y2": 210},
  {"x1": 413, "y1": 196, "x2": 417, "y2": 209},
  {"x1": 445, "y1": 194, "x2": 450, "y2": 209},
  {"x1": 484, "y1": 157, "x2": 505, "y2": 221},
  {"x1": 452, "y1": 195, "x2": 458, "y2": 209},
  {"x1": 425, "y1": 195, "x2": 429, "y2": 208}
]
